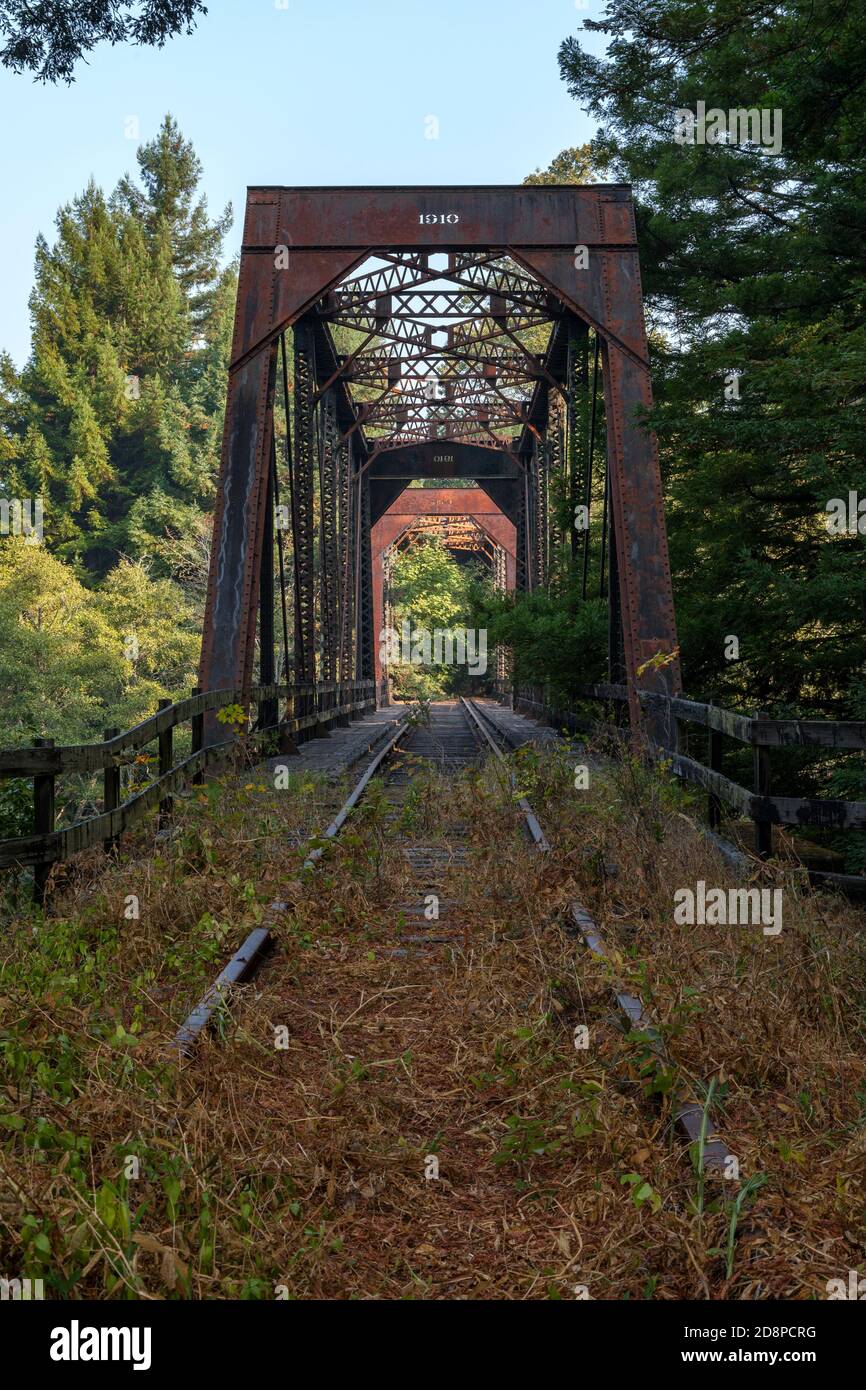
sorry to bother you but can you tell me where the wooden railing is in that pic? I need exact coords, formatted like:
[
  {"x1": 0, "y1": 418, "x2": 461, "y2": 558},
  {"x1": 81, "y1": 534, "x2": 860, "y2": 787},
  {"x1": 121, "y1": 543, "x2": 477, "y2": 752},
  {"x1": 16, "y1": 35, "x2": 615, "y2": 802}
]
[
  {"x1": 0, "y1": 680, "x2": 376, "y2": 899},
  {"x1": 492, "y1": 679, "x2": 866, "y2": 888}
]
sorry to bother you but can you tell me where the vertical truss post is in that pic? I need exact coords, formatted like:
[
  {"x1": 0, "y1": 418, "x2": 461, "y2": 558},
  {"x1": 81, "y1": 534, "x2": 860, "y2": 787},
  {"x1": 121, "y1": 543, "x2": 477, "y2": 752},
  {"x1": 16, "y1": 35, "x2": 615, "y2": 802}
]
[
  {"x1": 293, "y1": 318, "x2": 318, "y2": 688},
  {"x1": 532, "y1": 434, "x2": 548, "y2": 588},
  {"x1": 358, "y1": 474, "x2": 375, "y2": 686},
  {"x1": 278, "y1": 333, "x2": 299, "y2": 682},
  {"x1": 199, "y1": 343, "x2": 277, "y2": 735},
  {"x1": 517, "y1": 446, "x2": 532, "y2": 592},
  {"x1": 271, "y1": 429, "x2": 291, "y2": 690},
  {"x1": 258, "y1": 446, "x2": 277, "y2": 738},
  {"x1": 339, "y1": 439, "x2": 355, "y2": 682},
  {"x1": 582, "y1": 334, "x2": 601, "y2": 600},
  {"x1": 546, "y1": 388, "x2": 565, "y2": 578},
  {"x1": 494, "y1": 544, "x2": 509, "y2": 684},
  {"x1": 599, "y1": 329, "x2": 680, "y2": 743},
  {"x1": 567, "y1": 320, "x2": 590, "y2": 564},
  {"x1": 319, "y1": 390, "x2": 340, "y2": 683}
]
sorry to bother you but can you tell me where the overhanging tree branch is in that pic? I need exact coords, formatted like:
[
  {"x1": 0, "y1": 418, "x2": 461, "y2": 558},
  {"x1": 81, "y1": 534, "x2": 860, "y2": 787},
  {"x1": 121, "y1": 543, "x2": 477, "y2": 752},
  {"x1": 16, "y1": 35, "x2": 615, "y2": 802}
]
[{"x1": 0, "y1": 1, "x2": 207, "y2": 82}]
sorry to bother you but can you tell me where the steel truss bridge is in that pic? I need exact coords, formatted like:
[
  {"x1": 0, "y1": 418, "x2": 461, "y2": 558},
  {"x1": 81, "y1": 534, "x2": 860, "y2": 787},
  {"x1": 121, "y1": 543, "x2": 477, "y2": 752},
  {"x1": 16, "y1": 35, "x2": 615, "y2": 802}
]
[
  {"x1": 198, "y1": 184, "x2": 681, "y2": 739},
  {"x1": 3, "y1": 188, "x2": 865, "y2": 904}
]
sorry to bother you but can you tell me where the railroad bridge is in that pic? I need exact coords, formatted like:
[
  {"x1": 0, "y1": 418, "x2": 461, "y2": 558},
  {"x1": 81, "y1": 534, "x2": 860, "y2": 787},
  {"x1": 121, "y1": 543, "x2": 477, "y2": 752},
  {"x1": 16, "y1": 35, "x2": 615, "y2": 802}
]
[
  {"x1": 2, "y1": 186, "x2": 865, "y2": 904},
  {"x1": 199, "y1": 183, "x2": 680, "y2": 738},
  {"x1": 3, "y1": 187, "x2": 866, "y2": 1298}
]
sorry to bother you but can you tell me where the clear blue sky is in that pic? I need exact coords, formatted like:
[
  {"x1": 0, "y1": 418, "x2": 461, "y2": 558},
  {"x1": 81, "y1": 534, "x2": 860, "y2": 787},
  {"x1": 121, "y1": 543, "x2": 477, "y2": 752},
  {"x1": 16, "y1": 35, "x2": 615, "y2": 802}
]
[{"x1": 0, "y1": 0, "x2": 605, "y2": 367}]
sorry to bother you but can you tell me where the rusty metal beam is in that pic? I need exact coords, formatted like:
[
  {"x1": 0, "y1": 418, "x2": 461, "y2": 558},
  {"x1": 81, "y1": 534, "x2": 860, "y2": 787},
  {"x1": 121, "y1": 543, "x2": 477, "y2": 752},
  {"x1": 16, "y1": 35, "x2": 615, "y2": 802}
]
[
  {"x1": 199, "y1": 342, "x2": 277, "y2": 722},
  {"x1": 293, "y1": 318, "x2": 318, "y2": 685}
]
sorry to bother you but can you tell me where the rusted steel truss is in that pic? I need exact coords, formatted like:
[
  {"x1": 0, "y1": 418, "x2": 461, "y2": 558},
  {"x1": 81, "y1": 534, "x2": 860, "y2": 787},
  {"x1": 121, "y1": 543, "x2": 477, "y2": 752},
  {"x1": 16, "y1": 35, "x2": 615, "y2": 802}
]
[
  {"x1": 393, "y1": 513, "x2": 500, "y2": 562},
  {"x1": 199, "y1": 185, "x2": 681, "y2": 737}
]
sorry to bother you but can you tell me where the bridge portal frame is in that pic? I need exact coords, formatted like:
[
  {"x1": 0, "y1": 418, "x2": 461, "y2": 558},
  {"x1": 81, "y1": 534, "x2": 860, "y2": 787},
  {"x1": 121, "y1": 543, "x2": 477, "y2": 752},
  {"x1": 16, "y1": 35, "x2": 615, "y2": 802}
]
[{"x1": 199, "y1": 185, "x2": 680, "y2": 735}]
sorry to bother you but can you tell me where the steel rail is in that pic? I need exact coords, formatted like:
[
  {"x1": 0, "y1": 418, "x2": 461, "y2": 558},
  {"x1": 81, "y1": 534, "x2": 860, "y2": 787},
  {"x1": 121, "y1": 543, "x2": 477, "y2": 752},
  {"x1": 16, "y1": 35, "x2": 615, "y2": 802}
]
[
  {"x1": 302, "y1": 716, "x2": 412, "y2": 868},
  {"x1": 460, "y1": 696, "x2": 549, "y2": 850},
  {"x1": 460, "y1": 697, "x2": 736, "y2": 1176},
  {"x1": 172, "y1": 711, "x2": 413, "y2": 1056}
]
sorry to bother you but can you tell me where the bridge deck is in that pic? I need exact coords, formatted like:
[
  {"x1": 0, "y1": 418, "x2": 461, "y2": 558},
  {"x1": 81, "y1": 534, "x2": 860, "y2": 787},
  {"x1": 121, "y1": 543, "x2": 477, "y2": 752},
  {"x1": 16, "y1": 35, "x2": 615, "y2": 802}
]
[
  {"x1": 263, "y1": 703, "x2": 407, "y2": 780},
  {"x1": 467, "y1": 698, "x2": 561, "y2": 750},
  {"x1": 261, "y1": 697, "x2": 559, "y2": 783}
]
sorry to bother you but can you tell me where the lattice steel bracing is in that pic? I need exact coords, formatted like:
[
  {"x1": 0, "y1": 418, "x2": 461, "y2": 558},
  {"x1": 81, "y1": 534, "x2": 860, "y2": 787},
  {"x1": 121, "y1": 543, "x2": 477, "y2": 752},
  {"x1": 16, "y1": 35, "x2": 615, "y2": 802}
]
[
  {"x1": 393, "y1": 513, "x2": 499, "y2": 561},
  {"x1": 494, "y1": 543, "x2": 509, "y2": 683},
  {"x1": 546, "y1": 388, "x2": 565, "y2": 562},
  {"x1": 516, "y1": 462, "x2": 531, "y2": 594},
  {"x1": 531, "y1": 438, "x2": 548, "y2": 589},
  {"x1": 318, "y1": 390, "x2": 341, "y2": 682},
  {"x1": 292, "y1": 321, "x2": 318, "y2": 685},
  {"x1": 338, "y1": 439, "x2": 354, "y2": 681},
  {"x1": 199, "y1": 185, "x2": 681, "y2": 740},
  {"x1": 358, "y1": 476, "x2": 374, "y2": 682},
  {"x1": 567, "y1": 323, "x2": 590, "y2": 563}
]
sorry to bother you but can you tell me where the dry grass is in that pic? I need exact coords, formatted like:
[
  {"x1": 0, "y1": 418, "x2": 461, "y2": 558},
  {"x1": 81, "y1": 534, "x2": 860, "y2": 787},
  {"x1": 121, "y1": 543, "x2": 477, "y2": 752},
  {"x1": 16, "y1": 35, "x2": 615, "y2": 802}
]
[{"x1": 0, "y1": 732, "x2": 864, "y2": 1299}]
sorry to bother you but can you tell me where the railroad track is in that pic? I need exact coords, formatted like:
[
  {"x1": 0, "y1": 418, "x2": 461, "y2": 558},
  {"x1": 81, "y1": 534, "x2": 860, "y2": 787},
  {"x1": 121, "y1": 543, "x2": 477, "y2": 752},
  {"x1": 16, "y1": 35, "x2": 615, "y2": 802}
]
[
  {"x1": 380, "y1": 701, "x2": 480, "y2": 956},
  {"x1": 174, "y1": 695, "x2": 733, "y2": 1177},
  {"x1": 173, "y1": 698, "x2": 490, "y2": 1049}
]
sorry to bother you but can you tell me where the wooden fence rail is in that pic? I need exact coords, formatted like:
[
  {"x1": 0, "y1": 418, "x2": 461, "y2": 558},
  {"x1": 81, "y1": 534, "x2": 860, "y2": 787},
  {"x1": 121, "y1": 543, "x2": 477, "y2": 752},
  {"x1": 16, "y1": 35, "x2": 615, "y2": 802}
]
[
  {"x1": 492, "y1": 680, "x2": 866, "y2": 884},
  {"x1": 0, "y1": 680, "x2": 376, "y2": 896}
]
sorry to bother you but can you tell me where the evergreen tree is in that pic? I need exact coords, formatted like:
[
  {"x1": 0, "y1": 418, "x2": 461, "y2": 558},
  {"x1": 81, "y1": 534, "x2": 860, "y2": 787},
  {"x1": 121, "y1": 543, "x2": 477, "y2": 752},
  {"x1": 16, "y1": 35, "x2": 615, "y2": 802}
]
[
  {"x1": 558, "y1": 0, "x2": 866, "y2": 718},
  {"x1": 2, "y1": 117, "x2": 235, "y2": 575},
  {"x1": 0, "y1": 1, "x2": 206, "y2": 83},
  {"x1": 115, "y1": 115, "x2": 232, "y2": 333}
]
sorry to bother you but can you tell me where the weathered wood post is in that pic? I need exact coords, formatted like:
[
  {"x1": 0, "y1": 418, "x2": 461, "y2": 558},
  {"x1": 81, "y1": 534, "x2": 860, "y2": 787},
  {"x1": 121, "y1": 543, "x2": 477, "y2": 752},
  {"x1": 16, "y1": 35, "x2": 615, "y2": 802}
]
[
  {"x1": 32, "y1": 737, "x2": 55, "y2": 904},
  {"x1": 158, "y1": 699, "x2": 173, "y2": 825},
  {"x1": 191, "y1": 687, "x2": 204, "y2": 786},
  {"x1": 278, "y1": 684, "x2": 299, "y2": 756},
  {"x1": 753, "y1": 714, "x2": 772, "y2": 859},
  {"x1": 103, "y1": 728, "x2": 120, "y2": 853},
  {"x1": 312, "y1": 682, "x2": 330, "y2": 740},
  {"x1": 708, "y1": 719, "x2": 723, "y2": 831}
]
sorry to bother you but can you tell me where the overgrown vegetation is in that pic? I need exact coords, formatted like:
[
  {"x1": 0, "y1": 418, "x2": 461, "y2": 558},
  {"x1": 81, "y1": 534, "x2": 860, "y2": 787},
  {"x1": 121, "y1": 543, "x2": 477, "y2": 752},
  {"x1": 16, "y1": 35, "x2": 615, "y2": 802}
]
[
  {"x1": 386, "y1": 537, "x2": 482, "y2": 700},
  {"x1": 468, "y1": 571, "x2": 608, "y2": 701},
  {"x1": 1, "y1": 734, "x2": 861, "y2": 1298}
]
